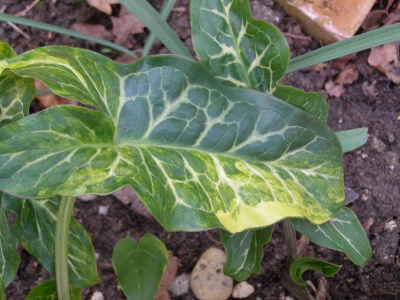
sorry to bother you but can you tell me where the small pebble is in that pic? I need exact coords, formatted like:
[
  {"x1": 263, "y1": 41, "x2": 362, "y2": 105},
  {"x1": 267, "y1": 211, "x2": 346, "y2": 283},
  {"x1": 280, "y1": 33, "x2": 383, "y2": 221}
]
[
  {"x1": 91, "y1": 291, "x2": 104, "y2": 300},
  {"x1": 170, "y1": 273, "x2": 190, "y2": 297},
  {"x1": 232, "y1": 281, "x2": 255, "y2": 298},
  {"x1": 79, "y1": 194, "x2": 98, "y2": 201},
  {"x1": 190, "y1": 247, "x2": 233, "y2": 300},
  {"x1": 388, "y1": 133, "x2": 395, "y2": 143},
  {"x1": 371, "y1": 136, "x2": 386, "y2": 153},
  {"x1": 384, "y1": 220, "x2": 397, "y2": 232},
  {"x1": 98, "y1": 205, "x2": 109, "y2": 215}
]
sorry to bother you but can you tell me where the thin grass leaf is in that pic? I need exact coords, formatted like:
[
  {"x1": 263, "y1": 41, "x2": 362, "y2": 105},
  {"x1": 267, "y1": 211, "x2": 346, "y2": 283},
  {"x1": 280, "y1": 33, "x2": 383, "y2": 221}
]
[
  {"x1": 0, "y1": 13, "x2": 136, "y2": 59},
  {"x1": 142, "y1": 0, "x2": 176, "y2": 57},
  {"x1": 287, "y1": 23, "x2": 400, "y2": 73},
  {"x1": 119, "y1": 0, "x2": 191, "y2": 58}
]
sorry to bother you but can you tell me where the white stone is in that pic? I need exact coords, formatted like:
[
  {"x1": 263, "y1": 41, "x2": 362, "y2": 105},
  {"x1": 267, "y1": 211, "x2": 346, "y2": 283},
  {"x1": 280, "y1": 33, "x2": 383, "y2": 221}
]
[
  {"x1": 384, "y1": 220, "x2": 397, "y2": 232},
  {"x1": 190, "y1": 247, "x2": 233, "y2": 300},
  {"x1": 170, "y1": 273, "x2": 190, "y2": 297},
  {"x1": 79, "y1": 194, "x2": 98, "y2": 201},
  {"x1": 91, "y1": 291, "x2": 104, "y2": 300},
  {"x1": 232, "y1": 281, "x2": 255, "y2": 298},
  {"x1": 98, "y1": 205, "x2": 109, "y2": 215}
]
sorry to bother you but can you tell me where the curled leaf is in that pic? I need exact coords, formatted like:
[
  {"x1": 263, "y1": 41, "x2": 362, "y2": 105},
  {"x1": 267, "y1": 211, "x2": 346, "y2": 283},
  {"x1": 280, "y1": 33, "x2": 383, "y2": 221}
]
[{"x1": 290, "y1": 257, "x2": 341, "y2": 286}]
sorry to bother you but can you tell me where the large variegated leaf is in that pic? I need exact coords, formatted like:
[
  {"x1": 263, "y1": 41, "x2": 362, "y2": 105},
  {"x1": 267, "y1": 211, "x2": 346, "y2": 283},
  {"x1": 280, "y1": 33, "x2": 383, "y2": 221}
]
[
  {"x1": 273, "y1": 86, "x2": 328, "y2": 123},
  {"x1": 0, "y1": 41, "x2": 34, "y2": 127},
  {"x1": 0, "y1": 46, "x2": 344, "y2": 233},
  {"x1": 291, "y1": 207, "x2": 372, "y2": 266},
  {"x1": 191, "y1": 0, "x2": 289, "y2": 92},
  {"x1": 0, "y1": 193, "x2": 20, "y2": 290},
  {"x1": 1, "y1": 194, "x2": 99, "y2": 287},
  {"x1": 220, "y1": 226, "x2": 273, "y2": 281}
]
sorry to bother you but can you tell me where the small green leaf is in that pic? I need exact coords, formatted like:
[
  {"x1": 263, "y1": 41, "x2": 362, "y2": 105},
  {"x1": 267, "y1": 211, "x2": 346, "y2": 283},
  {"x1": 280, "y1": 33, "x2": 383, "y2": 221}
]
[
  {"x1": 290, "y1": 257, "x2": 341, "y2": 286},
  {"x1": 291, "y1": 207, "x2": 372, "y2": 266},
  {"x1": 26, "y1": 280, "x2": 81, "y2": 300},
  {"x1": 0, "y1": 47, "x2": 344, "y2": 233},
  {"x1": 191, "y1": 0, "x2": 289, "y2": 92},
  {"x1": 0, "y1": 193, "x2": 20, "y2": 289},
  {"x1": 336, "y1": 128, "x2": 368, "y2": 153},
  {"x1": 0, "y1": 41, "x2": 16, "y2": 59},
  {"x1": 274, "y1": 86, "x2": 328, "y2": 122},
  {"x1": 0, "y1": 42, "x2": 34, "y2": 127},
  {"x1": 220, "y1": 226, "x2": 273, "y2": 281},
  {"x1": 2, "y1": 195, "x2": 99, "y2": 287},
  {"x1": 112, "y1": 234, "x2": 169, "y2": 300}
]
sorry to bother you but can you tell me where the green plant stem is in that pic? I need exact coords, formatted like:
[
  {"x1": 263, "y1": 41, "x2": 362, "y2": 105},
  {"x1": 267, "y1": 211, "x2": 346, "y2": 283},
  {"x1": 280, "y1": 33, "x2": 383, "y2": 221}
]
[
  {"x1": 283, "y1": 219, "x2": 298, "y2": 263},
  {"x1": 55, "y1": 196, "x2": 76, "y2": 300},
  {"x1": 142, "y1": 0, "x2": 176, "y2": 57},
  {"x1": 287, "y1": 23, "x2": 400, "y2": 73},
  {"x1": 0, "y1": 13, "x2": 137, "y2": 59},
  {"x1": 282, "y1": 219, "x2": 314, "y2": 300},
  {"x1": 0, "y1": 288, "x2": 5, "y2": 300}
]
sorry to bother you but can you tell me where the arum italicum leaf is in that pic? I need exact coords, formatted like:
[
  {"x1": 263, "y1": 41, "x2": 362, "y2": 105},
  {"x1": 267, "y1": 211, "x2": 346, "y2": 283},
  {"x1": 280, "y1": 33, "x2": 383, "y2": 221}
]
[
  {"x1": 273, "y1": 86, "x2": 328, "y2": 122},
  {"x1": 0, "y1": 46, "x2": 344, "y2": 233},
  {"x1": 0, "y1": 41, "x2": 34, "y2": 127},
  {"x1": 191, "y1": 0, "x2": 289, "y2": 93},
  {"x1": 220, "y1": 226, "x2": 273, "y2": 281},
  {"x1": 291, "y1": 207, "x2": 372, "y2": 266},
  {"x1": 1, "y1": 194, "x2": 99, "y2": 287},
  {"x1": 26, "y1": 280, "x2": 82, "y2": 300},
  {"x1": 0, "y1": 193, "x2": 20, "y2": 290}
]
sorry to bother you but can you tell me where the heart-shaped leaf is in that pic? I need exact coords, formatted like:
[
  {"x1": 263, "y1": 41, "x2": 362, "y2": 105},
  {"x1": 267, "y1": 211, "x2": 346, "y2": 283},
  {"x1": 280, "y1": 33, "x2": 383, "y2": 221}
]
[
  {"x1": 291, "y1": 207, "x2": 372, "y2": 266},
  {"x1": 220, "y1": 226, "x2": 273, "y2": 281},
  {"x1": 0, "y1": 47, "x2": 344, "y2": 233},
  {"x1": 112, "y1": 234, "x2": 168, "y2": 300},
  {"x1": 2, "y1": 195, "x2": 99, "y2": 287},
  {"x1": 191, "y1": 0, "x2": 289, "y2": 92},
  {"x1": 0, "y1": 193, "x2": 20, "y2": 290},
  {"x1": 290, "y1": 257, "x2": 341, "y2": 286}
]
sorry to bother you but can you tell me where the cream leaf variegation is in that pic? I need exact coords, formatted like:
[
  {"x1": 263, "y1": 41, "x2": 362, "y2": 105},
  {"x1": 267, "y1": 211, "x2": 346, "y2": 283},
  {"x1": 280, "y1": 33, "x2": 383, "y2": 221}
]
[
  {"x1": 0, "y1": 47, "x2": 344, "y2": 233},
  {"x1": 191, "y1": 0, "x2": 289, "y2": 93}
]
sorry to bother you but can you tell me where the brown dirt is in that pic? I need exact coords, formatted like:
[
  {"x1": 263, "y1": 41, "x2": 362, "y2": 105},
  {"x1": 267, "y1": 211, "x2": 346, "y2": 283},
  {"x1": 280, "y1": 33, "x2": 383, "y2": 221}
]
[{"x1": 1, "y1": 0, "x2": 399, "y2": 299}]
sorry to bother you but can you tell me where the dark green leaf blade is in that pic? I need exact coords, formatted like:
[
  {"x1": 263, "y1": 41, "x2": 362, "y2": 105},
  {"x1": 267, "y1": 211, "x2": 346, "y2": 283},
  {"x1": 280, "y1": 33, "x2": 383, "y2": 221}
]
[
  {"x1": 220, "y1": 226, "x2": 273, "y2": 281},
  {"x1": 191, "y1": 0, "x2": 289, "y2": 92},
  {"x1": 273, "y1": 86, "x2": 328, "y2": 122},
  {"x1": 0, "y1": 193, "x2": 20, "y2": 289},
  {"x1": 291, "y1": 207, "x2": 372, "y2": 266},
  {"x1": 336, "y1": 128, "x2": 368, "y2": 153},
  {"x1": 2, "y1": 195, "x2": 99, "y2": 287},
  {"x1": 290, "y1": 257, "x2": 341, "y2": 286},
  {"x1": 0, "y1": 47, "x2": 344, "y2": 233},
  {"x1": 26, "y1": 280, "x2": 81, "y2": 300},
  {"x1": 0, "y1": 41, "x2": 34, "y2": 127},
  {"x1": 112, "y1": 234, "x2": 169, "y2": 300}
]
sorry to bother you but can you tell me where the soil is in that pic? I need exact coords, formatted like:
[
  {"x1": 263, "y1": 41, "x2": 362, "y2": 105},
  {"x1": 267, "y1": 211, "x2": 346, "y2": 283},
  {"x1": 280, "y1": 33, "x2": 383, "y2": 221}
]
[{"x1": 1, "y1": 0, "x2": 399, "y2": 299}]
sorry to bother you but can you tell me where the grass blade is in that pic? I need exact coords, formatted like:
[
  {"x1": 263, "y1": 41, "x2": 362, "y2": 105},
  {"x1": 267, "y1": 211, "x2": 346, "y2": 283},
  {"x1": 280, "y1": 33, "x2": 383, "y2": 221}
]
[
  {"x1": 287, "y1": 23, "x2": 400, "y2": 73},
  {"x1": 142, "y1": 0, "x2": 176, "y2": 57},
  {"x1": 119, "y1": 0, "x2": 192, "y2": 58},
  {"x1": 0, "y1": 13, "x2": 137, "y2": 58}
]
